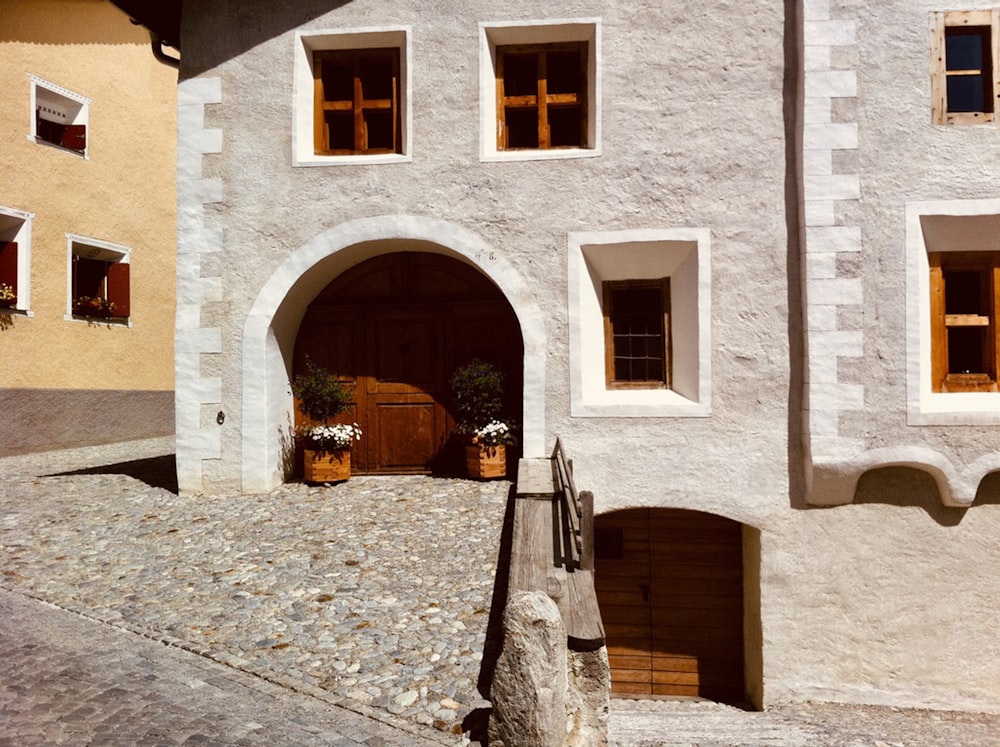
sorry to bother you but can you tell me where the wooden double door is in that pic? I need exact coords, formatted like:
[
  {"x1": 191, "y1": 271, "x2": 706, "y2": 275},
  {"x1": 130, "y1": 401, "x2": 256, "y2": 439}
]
[
  {"x1": 595, "y1": 508, "x2": 745, "y2": 703},
  {"x1": 293, "y1": 253, "x2": 522, "y2": 474}
]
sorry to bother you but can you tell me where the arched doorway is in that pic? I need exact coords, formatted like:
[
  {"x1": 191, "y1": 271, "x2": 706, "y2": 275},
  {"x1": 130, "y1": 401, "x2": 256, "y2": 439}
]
[
  {"x1": 292, "y1": 251, "x2": 523, "y2": 474},
  {"x1": 595, "y1": 508, "x2": 746, "y2": 704}
]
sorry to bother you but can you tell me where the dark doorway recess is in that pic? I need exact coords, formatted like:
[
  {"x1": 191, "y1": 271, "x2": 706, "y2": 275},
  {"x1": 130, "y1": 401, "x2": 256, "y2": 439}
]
[
  {"x1": 595, "y1": 508, "x2": 746, "y2": 704},
  {"x1": 293, "y1": 252, "x2": 523, "y2": 475}
]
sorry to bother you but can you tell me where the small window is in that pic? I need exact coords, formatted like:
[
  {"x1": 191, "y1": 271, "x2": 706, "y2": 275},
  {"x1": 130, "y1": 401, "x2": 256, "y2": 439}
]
[
  {"x1": 313, "y1": 48, "x2": 401, "y2": 155},
  {"x1": 0, "y1": 207, "x2": 33, "y2": 313},
  {"x1": 929, "y1": 251, "x2": 1000, "y2": 391},
  {"x1": 70, "y1": 239, "x2": 130, "y2": 321},
  {"x1": 603, "y1": 279, "x2": 671, "y2": 389},
  {"x1": 496, "y1": 43, "x2": 587, "y2": 150},
  {"x1": 931, "y1": 10, "x2": 1000, "y2": 125},
  {"x1": 30, "y1": 76, "x2": 89, "y2": 155}
]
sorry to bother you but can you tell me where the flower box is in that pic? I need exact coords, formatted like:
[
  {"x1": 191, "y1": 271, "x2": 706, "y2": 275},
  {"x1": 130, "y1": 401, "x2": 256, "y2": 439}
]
[
  {"x1": 466, "y1": 443, "x2": 506, "y2": 480},
  {"x1": 304, "y1": 448, "x2": 351, "y2": 483}
]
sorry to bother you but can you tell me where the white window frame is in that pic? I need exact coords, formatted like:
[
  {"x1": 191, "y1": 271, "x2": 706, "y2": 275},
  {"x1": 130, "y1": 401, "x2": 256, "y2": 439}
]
[
  {"x1": 0, "y1": 206, "x2": 35, "y2": 316},
  {"x1": 479, "y1": 18, "x2": 601, "y2": 162},
  {"x1": 292, "y1": 26, "x2": 411, "y2": 167},
  {"x1": 66, "y1": 234, "x2": 132, "y2": 326},
  {"x1": 29, "y1": 75, "x2": 90, "y2": 158},
  {"x1": 568, "y1": 228, "x2": 711, "y2": 417},
  {"x1": 906, "y1": 199, "x2": 1000, "y2": 424}
]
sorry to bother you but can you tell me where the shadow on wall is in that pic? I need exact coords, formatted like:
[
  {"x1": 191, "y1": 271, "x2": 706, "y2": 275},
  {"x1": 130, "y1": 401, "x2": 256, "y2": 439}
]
[
  {"x1": 850, "y1": 466, "x2": 1000, "y2": 527},
  {"x1": 48, "y1": 454, "x2": 179, "y2": 494}
]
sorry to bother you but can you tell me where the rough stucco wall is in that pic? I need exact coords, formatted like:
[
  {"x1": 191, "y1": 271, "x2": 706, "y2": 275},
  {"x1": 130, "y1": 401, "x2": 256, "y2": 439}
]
[
  {"x1": 181, "y1": 0, "x2": 792, "y2": 507},
  {"x1": 765, "y1": 469, "x2": 1000, "y2": 713},
  {"x1": 0, "y1": 0, "x2": 177, "y2": 395}
]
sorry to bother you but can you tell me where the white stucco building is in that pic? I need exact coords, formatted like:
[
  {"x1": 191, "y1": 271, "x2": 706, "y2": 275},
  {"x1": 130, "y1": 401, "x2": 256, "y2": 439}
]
[{"x1": 118, "y1": 0, "x2": 1000, "y2": 715}]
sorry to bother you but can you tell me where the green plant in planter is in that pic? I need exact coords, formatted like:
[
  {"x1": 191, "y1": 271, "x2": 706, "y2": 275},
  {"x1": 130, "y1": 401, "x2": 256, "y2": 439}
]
[
  {"x1": 291, "y1": 358, "x2": 353, "y2": 428},
  {"x1": 449, "y1": 358, "x2": 506, "y2": 436}
]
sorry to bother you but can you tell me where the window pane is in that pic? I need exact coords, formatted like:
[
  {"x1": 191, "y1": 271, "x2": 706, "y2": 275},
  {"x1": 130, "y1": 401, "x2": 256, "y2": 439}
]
[
  {"x1": 947, "y1": 75, "x2": 988, "y2": 113},
  {"x1": 610, "y1": 287, "x2": 665, "y2": 383},
  {"x1": 322, "y1": 62, "x2": 354, "y2": 103},
  {"x1": 548, "y1": 105, "x2": 584, "y2": 147},
  {"x1": 503, "y1": 53, "x2": 538, "y2": 97},
  {"x1": 547, "y1": 50, "x2": 583, "y2": 95},
  {"x1": 364, "y1": 110, "x2": 394, "y2": 151},
  {"x1": 360, "y1": 57, "x2": 394, "y2": 101},
  {"x1": 505, "y1": 107, "x2": 538, "y2": 148},
  {"x1": 946, "y1": 28, "x2": 987, "y2": 71},
  {"x1": 325, "y1": 112, "x2": 355, "y2": 150},
  {"x1": 948, "y1": 327, "x2": 989, "y2": 374}
]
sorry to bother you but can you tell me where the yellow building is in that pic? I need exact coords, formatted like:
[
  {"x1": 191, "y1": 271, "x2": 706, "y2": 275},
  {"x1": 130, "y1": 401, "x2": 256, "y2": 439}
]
[{"x1": 0, "y1": 0, "x2": 177, "y2": 454}]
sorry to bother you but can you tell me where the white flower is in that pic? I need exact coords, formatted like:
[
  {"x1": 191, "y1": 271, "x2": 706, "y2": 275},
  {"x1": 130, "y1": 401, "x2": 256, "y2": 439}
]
[
  {"x1": 474, "y1": 420, "x2": 510, "y2": 446},
  {"x1": 307, "y1": 422, "x2": 362, "y2": 451}
]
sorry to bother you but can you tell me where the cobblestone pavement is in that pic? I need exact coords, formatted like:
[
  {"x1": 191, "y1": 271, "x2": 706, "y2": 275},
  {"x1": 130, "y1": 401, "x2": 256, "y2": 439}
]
[
  {"x1": 0, "y1": 587, "x2": 447, "y2": 746},
  {"x1": 5, "y1": 439, "x2": 1000, "y2": 746}
]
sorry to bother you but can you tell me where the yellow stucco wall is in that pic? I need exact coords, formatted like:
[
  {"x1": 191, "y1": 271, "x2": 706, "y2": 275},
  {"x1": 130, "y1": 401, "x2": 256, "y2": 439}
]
[{"x1": 0, "y1": 0, "x2": 176, "y2": 392}]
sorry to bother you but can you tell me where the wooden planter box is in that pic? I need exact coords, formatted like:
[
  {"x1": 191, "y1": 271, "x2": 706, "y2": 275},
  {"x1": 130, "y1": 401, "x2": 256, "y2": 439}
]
[
  {"x1": 304, "y1": 448, "x2": 351, "y2": 483},
  {"x1": 466, "y1": 443, "x2": 506, "y2": 479}
]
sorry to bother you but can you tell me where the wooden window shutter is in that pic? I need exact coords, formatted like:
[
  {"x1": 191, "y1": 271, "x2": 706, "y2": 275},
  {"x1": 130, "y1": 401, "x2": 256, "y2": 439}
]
[
  {"x1": 0, "y1": 242, "x2": 18, "y2": 295},
  {"x1": 107, "y1": 262, "x2": 130, "y2": 317},
  {"x1": 62, "y1": 124, "x2": 86, "y2": 152}
]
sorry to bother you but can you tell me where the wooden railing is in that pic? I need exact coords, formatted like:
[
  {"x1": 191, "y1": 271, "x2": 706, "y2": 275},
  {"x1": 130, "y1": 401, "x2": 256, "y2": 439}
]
[
  {"x1": 508, "y1": 441, "x2": 605, "y2": 651},
  {"x1": 552, "y1": 437, "x2": 594, "y2": 572}
]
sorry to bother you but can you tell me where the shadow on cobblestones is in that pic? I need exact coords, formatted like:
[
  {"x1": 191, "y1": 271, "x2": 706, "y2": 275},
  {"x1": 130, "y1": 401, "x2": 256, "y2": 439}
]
[{"x1": 47, "y1": 454, "x2": 179, "y2": 493}]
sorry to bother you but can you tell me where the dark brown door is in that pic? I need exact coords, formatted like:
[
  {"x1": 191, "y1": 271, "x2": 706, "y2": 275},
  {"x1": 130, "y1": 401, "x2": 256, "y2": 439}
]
[
  {"x1": 595, "y1": 508, "x2": 745, "y2": 703},
  {"x1": 293, "y1": 252, "x2": 522, "y2": 474}
]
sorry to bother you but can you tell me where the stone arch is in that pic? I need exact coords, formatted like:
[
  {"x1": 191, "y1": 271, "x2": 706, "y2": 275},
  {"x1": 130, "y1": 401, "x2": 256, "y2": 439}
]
[{"x1": 241, "y1": 215, "x2": 546, "y2": 492}]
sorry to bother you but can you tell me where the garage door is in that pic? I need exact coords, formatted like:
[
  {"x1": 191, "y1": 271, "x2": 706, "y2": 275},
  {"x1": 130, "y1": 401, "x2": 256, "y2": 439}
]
[{"x1": 594, "y1": 508, "x2": 745, "y2": 703}]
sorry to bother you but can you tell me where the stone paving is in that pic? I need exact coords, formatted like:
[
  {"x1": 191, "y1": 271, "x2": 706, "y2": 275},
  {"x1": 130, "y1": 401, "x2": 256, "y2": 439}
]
[
  {"x1": 5, "y1": 438, "x2": 1000, "y2": 746},
  {"x1": 1, "y1": 438, "x2": 504, "y2": 743}
]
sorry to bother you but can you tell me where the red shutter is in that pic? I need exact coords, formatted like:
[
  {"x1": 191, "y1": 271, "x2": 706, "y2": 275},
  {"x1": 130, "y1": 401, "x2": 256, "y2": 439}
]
[
  {"x1": 107, "y1": 262, "x2": 130, "y2": 317},
  {"x1": 62, "y1": 124, "x2": 86, "y2": 152},
  {"x1": 0, "y1": 242, "x2": 18, "y2": 296}
]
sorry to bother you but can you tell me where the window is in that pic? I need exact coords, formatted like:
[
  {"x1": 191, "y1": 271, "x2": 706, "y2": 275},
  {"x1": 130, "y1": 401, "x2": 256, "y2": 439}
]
[
  {"x1": 496, "y1": 42, "x2": 587, "y2": 150},
  {"x1": 603, "y1": 279, "x2": 671, "y2": 388},
  {"x1": 929, "y1": 252, "x2": 1000, "y2": 391},
  {"x1": 313, "y1": 48, "x2": 400, "y2": 155},
  {"x1": 0, "y1": 207, "x2": 33, "y2": 313},
  {"x1": 480, "y1": 19, "x2": 600, "y2": 161},
  {"x1": 293, "y1": 28, "x2": 410, "y2": 166},
  {"x1": 69, "y1": 237, "x2": 130, "y2": 322},
  {"x1": 568, "y1": 229, "x2": 711, "y2": 418},
  {"x1": 30, "y1": 75, "x2": 89, "y2": 155},
  {"x1": 931, "y1": 10, "x2": 1000, "y2": 125},
  {"x1": 905, "y1": 202, "x2": 1000, "y2": 425}
]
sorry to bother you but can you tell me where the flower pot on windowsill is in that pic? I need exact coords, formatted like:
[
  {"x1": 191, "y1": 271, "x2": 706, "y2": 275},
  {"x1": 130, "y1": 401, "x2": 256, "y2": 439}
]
[
  {"x1": 304, "y1": 448, "x2": 351, "y2": 483},
  {"x1": 466, "y1": 442, "x2": 506, "y2": 480}
]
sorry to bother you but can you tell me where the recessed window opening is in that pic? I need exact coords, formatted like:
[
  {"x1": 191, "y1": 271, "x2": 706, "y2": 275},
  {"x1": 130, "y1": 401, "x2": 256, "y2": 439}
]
[
  {"x1": 70, "y1": 239, "x2": 130, "y2": 321},
  {"x1": 31, "y1": 77, "x2": 88, "y2": 154}
]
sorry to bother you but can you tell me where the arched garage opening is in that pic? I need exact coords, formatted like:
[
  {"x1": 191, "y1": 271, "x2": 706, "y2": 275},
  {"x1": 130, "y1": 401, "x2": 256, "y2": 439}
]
[
  {"x1": 292, "y1": 252, "x2": 523, "y2": 474},
  {"x1": 595, "y1": 508, "x2": 750, "y2": 705}
]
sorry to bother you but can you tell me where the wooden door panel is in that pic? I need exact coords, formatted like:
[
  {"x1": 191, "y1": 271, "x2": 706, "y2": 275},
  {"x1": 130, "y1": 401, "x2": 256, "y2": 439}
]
[
  {"x1": 369, "y1": 314, "x2": 442, "y2": 393},
  {"x1": 370, "y1": 400, "x2": 442, "y2": 472}
]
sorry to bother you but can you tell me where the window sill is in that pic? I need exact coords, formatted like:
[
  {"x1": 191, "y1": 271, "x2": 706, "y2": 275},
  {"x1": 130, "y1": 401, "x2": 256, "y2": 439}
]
[
  {"x1": 908, "y1": 392, "x2": 1000, "y2": 425},
  {"x1": 27, "y1": 135, "x2": 87, "y2": 159},
  {"x1": 481, "y1": 146, "x2": 601, "y2": 163},
  {"x1": 293, "y1": 152, "x2": 411, "y2": 168},
  {"x1": 0, "y1": 307, "x2": 33, "y2": 317},
  {"x1": 571, "y1": 388, "x2": 710, "y2": 418},
  {"x1": 67, "y1": 314, "x2": 132, "y2": 327}
]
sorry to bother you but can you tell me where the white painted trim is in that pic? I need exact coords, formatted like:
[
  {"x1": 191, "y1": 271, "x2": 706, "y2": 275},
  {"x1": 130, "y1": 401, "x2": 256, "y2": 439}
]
[
  {"x1": 64, "y1": 234, "x2": 132, "y2": 326},
  {"x1": 906, "y1": 198, "x2": 1000, "y2": 425},
  {"x1": 28, "y1": 74, "x2": 90, "y2": 159},
  {"x1": 292, "y1": 27, "x2": 412, "y2": 167},
  {"x1": 479, "y1": 18, "x2": 601, "y2": 162},
  {"x1": 568, "y1": 228, "x2": 712, "y2": 417},
  {"x1": 241, "y1": 215, "x2": 547, "y2": 493}
]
